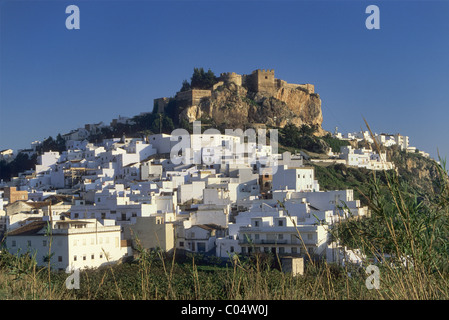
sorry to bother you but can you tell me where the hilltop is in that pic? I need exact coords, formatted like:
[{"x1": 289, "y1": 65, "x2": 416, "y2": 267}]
[{"x1": 154, "y1": 68, "x2": 326, "y2": 135}]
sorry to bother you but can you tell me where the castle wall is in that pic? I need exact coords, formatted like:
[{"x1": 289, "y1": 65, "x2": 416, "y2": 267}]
[
  {"x1": 241, "y1": 69, "x2": 316, "y2": 95},
  {"x1": 279, "y1": 82, "x2": 315, "y2": 94},
  {"x1": 176, "y1": 89, "x2": 212, "y2": 106},
  {"x1": 219, "y1": 72, "x2": 242, "y2": 86},
  {"x1": 154, "y1": 97, "x2": 171, "y2": 113}
]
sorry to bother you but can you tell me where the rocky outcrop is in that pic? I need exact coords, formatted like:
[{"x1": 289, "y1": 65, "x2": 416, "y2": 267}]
[
  {"x1": 179, "y1": 81, "x2": 326, "y2": 135},
  {"x1": 273, "y1": 86, "x2": 323, "y2": 132},
  {"x1": 387, "y1": 146, "x2": 443, "y2": 197}
]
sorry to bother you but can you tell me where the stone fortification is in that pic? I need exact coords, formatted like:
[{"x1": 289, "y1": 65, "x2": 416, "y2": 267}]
[{"x1": 154, "y1": 69, "x2": 325, "y2": 135}]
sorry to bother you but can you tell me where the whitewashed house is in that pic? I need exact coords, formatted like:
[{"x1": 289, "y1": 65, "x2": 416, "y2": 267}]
[
  {"x1": 35, "y1": 151, "x2": 60, "y2": 174},
  {"x1": 238, "y1": 214, "x2": 329, "y2": 257},
  {"x1": 180, "y1": 223, "x2": 226, "y2": 253},
  {"x1": 272, "y1": 165, "x2": 319, "y2": 192},
  {"x1": 339, "y1": 146, "x2": 394, "y2": 170},
  {"x1": 5, "y1": 218, "x2": 131, "y2": 270}
]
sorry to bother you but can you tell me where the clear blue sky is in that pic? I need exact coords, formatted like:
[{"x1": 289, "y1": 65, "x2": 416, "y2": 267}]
[{"x1": 1, "y1": 0, "x2": 448, "y2": 161}]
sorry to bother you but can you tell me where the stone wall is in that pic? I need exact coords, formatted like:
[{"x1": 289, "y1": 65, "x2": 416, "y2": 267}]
[
  {"x1": 154, "y1": 97, "x2": 171, "y2": 113},
  {"x1": 219, "y1": 72, "x2": 243, "y2": 86},
  {"x1": 176, "y1": 89, "x2": 212, "y2": 106},
  {"x1": 243, "y1": 69, "x2": 276, "y2": 93},
  {"x1": 276, "y1": 80, "x2": 315, "y2": 94}
]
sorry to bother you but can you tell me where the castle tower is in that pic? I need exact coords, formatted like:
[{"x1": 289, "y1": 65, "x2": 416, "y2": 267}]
[
  {"x1": 219, "y1": 72, "x2": 242, "y2": 86},
  {"x1": 244, "y1": 69, "x2": 276, "y2": 93}
]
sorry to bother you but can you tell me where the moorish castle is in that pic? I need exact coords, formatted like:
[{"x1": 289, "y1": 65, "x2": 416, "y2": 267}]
[{"x1": 154, "y1": 69, "x2": 316, "y2": 113}]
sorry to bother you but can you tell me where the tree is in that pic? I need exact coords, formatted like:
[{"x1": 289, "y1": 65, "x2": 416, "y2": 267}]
[
  {"x1": 279, "y1": 123, "x2": 328, "y2": 153},
  {"x1": 38, "y1": 136, "x2": 58, "y2": 154},
  {"x1": 1, "y1": 152, "x2": 39, "y2": 181},
  {"x1": 151, "y1": 114, "x2": 174, "y2": 134},
  {"x1": 180, "y1": 79, "x2": 191, "y2": 92},
  {"x1": 55, "y1": 134, "x2": 66, "y2": 152},
  {"x1": 190, "y1": 67, "x2": 218, "y2": 90},
  {"x1": 0, "y1": 160, "x2": 11, "y2": 181}
]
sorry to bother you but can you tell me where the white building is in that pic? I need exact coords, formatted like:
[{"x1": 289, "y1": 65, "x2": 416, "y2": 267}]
[
  {"x1": 5, "y1": 218, "x2": 131, "y2": 270},
  {"x1": 394, "y1": 133, "x2": 409, "y2": 151},
  {"x1": 179, "y1": 223, "x2": 226, "y2": 253},
  {"x1": 35, "y1": 151, "x2": 60, "y2": 174},
  {"x1": 178, "y1": 181, "x2": 206, "y2": 204},
  {"x1": 339, "y1": 146, "x2": 394, "y2": 170},
  {"x1": 272, "y1": 165, "x2": 319, "y2": 192},
  {"x1": 238, "y1": 214, "x2": 329, "y2": 258}
]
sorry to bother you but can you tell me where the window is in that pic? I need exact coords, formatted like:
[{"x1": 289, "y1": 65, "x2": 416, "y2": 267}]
[
  {"x1": 254, "y1": 221, "x2": 259, "y2": 227},
  {"x1": 254, "y1": 234, "x2": 259, "y2": 240},
  {"x1": 74, "y1": 213, "x2": 79, "y2": 218},
  {"x1": 91, "y1": 254, "x2": 95, "y2": 260},
  {"x1": 197, "y1": 242, "x2": 206, "y2": 252},
  {"x1": 291, "y1": 247, "x2": 297, "y2": 254},
  {"x1": 83, "y1": 255, "x2": 86, "y2": 261},
  {"x1": 179, "y1": 241, "x2": 184, "y2": 247},
  {"x1": 74, "y1": 255, "x2": 77, "y2": 261},
  {"x1": 12, "y1": 240, "x2": 16, "y2": 247},
  {"x1": 27, "y1": 240, "x2": 31, "y2": 247},
  {"x1": 307, "y1": 234, "x2": 313, "y2": 240},
  {"x1": 278, "y1": 220, "x2": 284, "y2": 227},
  {"x1": 278, "y1": 234, "x2": 284, "y2": 240},
  {"x1": 58, "y1": 256, "x2": 62, "y2": 262},
  {"x1": 43, "y1": 240, "x2": 47, "y2": 247},
  {"x1": 230, "y1": 246, "x2": 234, "y2": 253}
]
